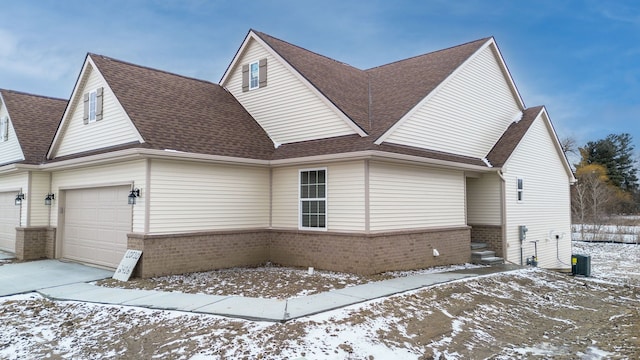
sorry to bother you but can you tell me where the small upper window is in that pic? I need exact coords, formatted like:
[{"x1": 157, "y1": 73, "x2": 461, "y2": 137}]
[
  {"x1": 88, "y1": 90, "x2": 97, "y2": 122},
  {"x1": 0, "y1": 116, "x2": 8, "y2": 142},
  {"x1": 242, "y1": 58, "x2": 267, "y2": 92},
  {"x1": 249, "y1": 61, "x2": 259, "y2": 90},
  {"x1": 516, "y1": 177, "x2": 524, "y2": 202},
  {"x1": 83, "y1": 87, "x2": 103, "y2": 125}
]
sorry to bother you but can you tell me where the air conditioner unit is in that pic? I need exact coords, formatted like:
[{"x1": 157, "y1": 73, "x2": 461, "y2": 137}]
[{"x1": 571, "y1": 254, "x2": 591, "y2": 277}]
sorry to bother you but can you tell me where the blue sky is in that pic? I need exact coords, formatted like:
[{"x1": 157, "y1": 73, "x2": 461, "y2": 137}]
[{"x1": 1, "y1": 0, "x2": 638, "y2": 159}]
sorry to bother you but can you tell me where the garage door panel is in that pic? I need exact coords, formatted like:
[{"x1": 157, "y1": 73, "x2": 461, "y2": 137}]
[
  {"x1": 62, "y1": 186, "x2": 131, "y2": 268},
  {"x1": 0, "y1": 191, "x2": 20, "y2": 252}
]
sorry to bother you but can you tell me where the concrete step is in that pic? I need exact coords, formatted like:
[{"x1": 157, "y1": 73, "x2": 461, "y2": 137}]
[
  {"x1": 472, "y1": 250, "x2": 495, "y2": 260},
  {"x1": 470, "y1": 242, "x2": 487, "y2": 250},
  {"x1": 479, "y1": 256, "x2": 504, "y2": 265}
]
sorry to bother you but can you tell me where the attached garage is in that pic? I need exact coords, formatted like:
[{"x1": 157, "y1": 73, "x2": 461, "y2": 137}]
[
  {"x1": 0, "y1": 191, "x2": 20, "y2": 253},
  {"x1": 61, "y1": 186, "x2": 132, "y2": 268}
]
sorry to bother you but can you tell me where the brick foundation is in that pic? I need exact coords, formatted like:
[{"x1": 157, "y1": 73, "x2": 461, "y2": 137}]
[
  {"x1": 15, "y1": 227, "x2": 56, "y2": 260},
  {"x1": 470, "y1": 224, "x2": 503, "y2": 257},
  {"x1": 128, "y1": 226, "x2": 471, "y2": 277}
]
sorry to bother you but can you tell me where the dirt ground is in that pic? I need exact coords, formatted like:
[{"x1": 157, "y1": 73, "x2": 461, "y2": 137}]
[{"x1": 1, "y1": 242, "x2": 639, "y2": 359}]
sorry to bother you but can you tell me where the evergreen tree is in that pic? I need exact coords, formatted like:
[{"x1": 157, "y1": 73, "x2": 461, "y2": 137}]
[{"x1": 578, "y1": 133, "x2": 638, "y2": 191}]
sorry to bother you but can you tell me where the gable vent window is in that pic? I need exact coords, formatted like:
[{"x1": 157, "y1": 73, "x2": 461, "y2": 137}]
[
  {"x1": 516, "y1": 177, "x2": 524, "y2": 202},
  {"x1": 83, "y1": 87, "x2": 104, "y2": 124},
  {"x1": 242, "y1": 58, "x2": 267, "y2": 92},
  {"x1": 0, "y1": 116, "x2": 8, "y2": 142}
]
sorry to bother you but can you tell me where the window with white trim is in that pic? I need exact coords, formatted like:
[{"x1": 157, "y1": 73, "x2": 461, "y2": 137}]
[
  {"x1": 0, "y1": 116, "x2": 8, "y2": 142},
  {"x1": 249, "y1": 61, "x2": 259, "y2": 90},
  {"x1": 83, "y1": 87, "x2": 103, "y2": 125},
  {"x1": 300, "y1": 169, "x2": 327, "y2": 229},
  {"x1": 242, "y1": 58, "x2": 267, "y2": 92},
  {"x1": 88, "y1": 90, "x2": 97, "y2": 122},
  {"x1": 516, "y1": 177, "x2": 524, "y2": 202}
]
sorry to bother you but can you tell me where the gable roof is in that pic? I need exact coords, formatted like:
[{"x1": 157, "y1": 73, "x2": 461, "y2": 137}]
[
  {"x1": 366, "y1": 38, "x2": 491, "y2": 137},
  {"x1": 253, "y1": 31, "x2": 492, "y2": 139},
  {"x1": 486, "y1": 106, "x2": 543, "y2": 167},
  {"x1": 253, "y1": 31, "x2": 371, "y2": 133},
  {"x1": 487, "y1": 105, "x2": 575, "y2": 181},
  {"x1": 0, "y1": 89, "x2": 67, "y2": 164},
  {"x1": 52, "y1": 54, "x2": 275, "y2": 160}
]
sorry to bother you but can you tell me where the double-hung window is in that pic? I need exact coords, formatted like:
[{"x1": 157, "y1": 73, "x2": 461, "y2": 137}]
[{"x1": 300, "y1": 169, "x2": 327, "y2": 229}]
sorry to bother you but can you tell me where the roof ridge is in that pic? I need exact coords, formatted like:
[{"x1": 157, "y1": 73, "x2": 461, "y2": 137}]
[
  {"x1": 88, "y1": 53, "x2": 219, "y2": 87},
  {"x1": 365, "y1": 37, "x2": 492, "y2": 72},
  {"x1": 252, "y1": 30, "x2": 363, "y2": 71},
  {"x1": 0, "y1": 88, "x2": 67, "y2": 102}
]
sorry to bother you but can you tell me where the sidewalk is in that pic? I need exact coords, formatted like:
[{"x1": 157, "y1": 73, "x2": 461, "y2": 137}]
[{"x1": 37, "y1": 264, "x2": 521, "y2": 322}]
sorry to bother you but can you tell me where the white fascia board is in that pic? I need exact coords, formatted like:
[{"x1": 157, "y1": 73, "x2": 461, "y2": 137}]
[
  {"x1": 221, "y1": 31, "x2": 367, "y2": 138},
  {"x1": 489, "y1": 38, "x2": 526, "y2": 110},
  {"x1": 40, "y1": 148, "x2": 271, "y2": 172},
  {"x1": 47, "y1": 56, "x2": 145, "y2": 159},
  {"x1": 47, "y1": 56, "x2": 91, "y2": 159},
  {"x1": 0, "y1": 163, "x2": 38, "y2": 175},
  {"x1": 502, "y1": 106, "x2": 576, "y2": 184},
  {"x1": 270, "y1": 150, "x2": 493, "y2": 172}
]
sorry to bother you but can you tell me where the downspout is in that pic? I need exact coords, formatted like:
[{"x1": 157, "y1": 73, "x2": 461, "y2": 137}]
[{"x1": 497, "y1": 169, "x2": 513, "y2": 264}]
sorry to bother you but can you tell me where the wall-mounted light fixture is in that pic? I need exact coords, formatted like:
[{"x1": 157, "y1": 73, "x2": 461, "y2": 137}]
[
  {"x1": 44, "y1": 193, "x2": 55, "y2": 206},
  {"x1": 128, "y1": 188, "x2": 140, "y2": 205},
  {"x1": 15, "y1": 193, "x2": 25, "y2": 206}
]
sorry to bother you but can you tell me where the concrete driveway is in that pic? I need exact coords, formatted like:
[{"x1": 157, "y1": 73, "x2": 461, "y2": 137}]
[{"x1": 0, "y1": 259, "x2": 113, "y2": 297}]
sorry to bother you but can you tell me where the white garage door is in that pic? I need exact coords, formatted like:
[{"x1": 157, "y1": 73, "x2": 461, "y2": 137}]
[
  {"x1": 0, "y1": 191, "x2": 20, "y2": 252},
  {"x1": 62, "y1": 186, "x2": 132, "y2": 268}
]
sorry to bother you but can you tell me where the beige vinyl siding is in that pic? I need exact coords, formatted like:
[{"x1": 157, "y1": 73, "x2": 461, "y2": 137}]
[
  {"x1": 51, "y1": 160, "x2": 146, "y2": 233},
  {"x1": 503, "y1": 114, "x2": 572, "y2": 269},
  {"x1": 53, "y1": 64, "x2": 140, "y2": 158},
  {"x1": 327, "y1": 161, "x2": 365, "y2": 232},
  {"x1": 148, "y1": 160, "x2": 270, "y2": 233},
  {"x1": 271, "y1": 161, "x2": 366, "y2": 231},
  {"x1": 466, "y1": 173, "x2": 502, "y2": 225},
  {"x1": 385, "y1": 46, "x2": 522, "y2": 159},
  {"x1": 29, "y1": 171, "x2": 52, "y2": 226},
  {"x1": 226, "y1": 38, "x2": 356, "y2": 145},
  {"x1": 271, "y1": 166, "x2": 299, "y2": 229},
  {"x1": 0, "y1": 105, "x2": 25, "y2": 165},
  {"x1": 369, "y1": 161, "x2": 466, "y2": 231},
  {"x1": 0, "y1": 172, "x2": 29, "y2": 227}
]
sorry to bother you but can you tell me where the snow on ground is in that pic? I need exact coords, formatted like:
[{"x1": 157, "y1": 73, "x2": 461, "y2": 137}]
[
  {"x1": 572, "y1": 224, "x2": 640, "y2": 243},
  {"x1": 1, "y1": 242, "x2": 639, "y2": 359}
]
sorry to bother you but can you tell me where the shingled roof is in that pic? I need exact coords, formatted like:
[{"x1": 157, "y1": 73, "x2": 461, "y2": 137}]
[
  {"x1": 88, "y1": 54, "x2": 275, "y2": 159},
  {"x1": 254, "y1": 30, "x2": 490, "y2": 138},
  {"x1": 0, "y1": 89, "x2": 67, "y2": 164},
  {"x1": 486, "y1": 106, "x2": 544, "y2": 167}
]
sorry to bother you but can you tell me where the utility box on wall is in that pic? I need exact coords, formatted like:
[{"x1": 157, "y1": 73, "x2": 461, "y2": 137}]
[{"x1": 571, "y1": 254, "x2": 591, "y2": 277}]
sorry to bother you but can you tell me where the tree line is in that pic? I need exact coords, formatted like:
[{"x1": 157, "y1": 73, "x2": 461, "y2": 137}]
[{"x1": 566, "y1": 133, "x2": 639, "y2": 225}]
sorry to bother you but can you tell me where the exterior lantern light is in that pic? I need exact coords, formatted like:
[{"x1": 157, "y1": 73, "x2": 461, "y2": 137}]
[
  {"x1": 128, "y1": 188, "x2": 140, "y2": 205},
  {"x1": 15, "y1": 193, "x2": 25, "y2": 206},
  {"x1": 44, "y1": 193, "x2": 55, "y2": 206}
]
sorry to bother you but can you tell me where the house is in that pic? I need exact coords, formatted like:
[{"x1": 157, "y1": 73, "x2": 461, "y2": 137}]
[
  {"x1": 1, "y1": 30, "x2": 575, "y2": 277},
  {"x1": 0, "y1": 89, "x2": 67, "y2": 259}
]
